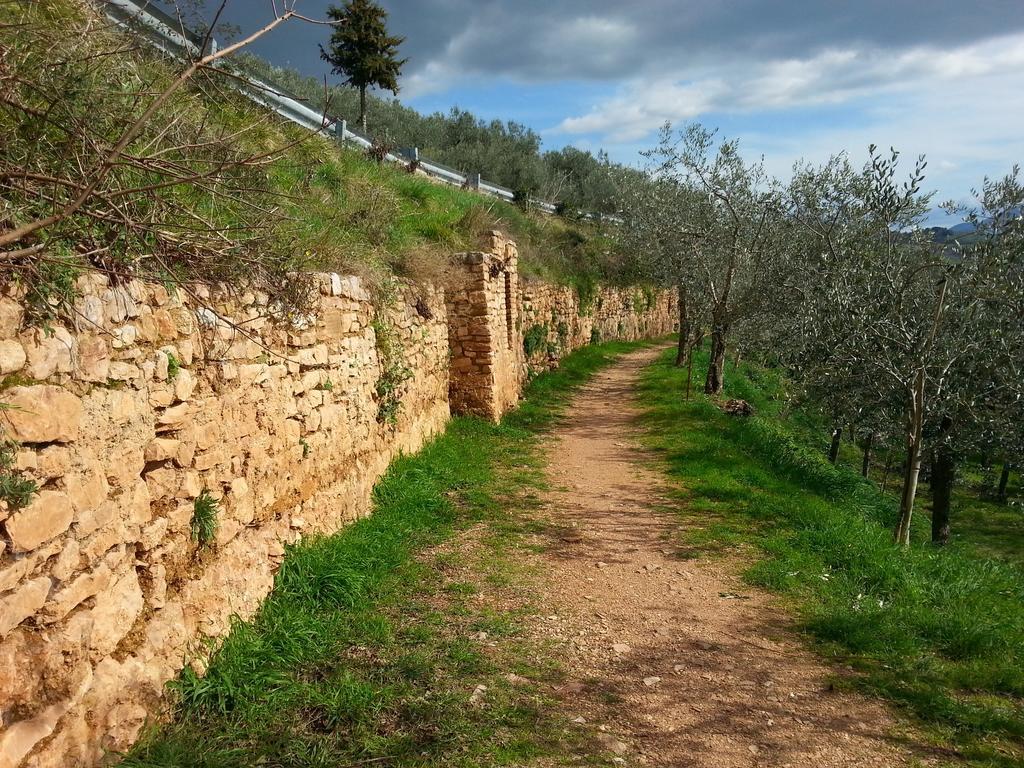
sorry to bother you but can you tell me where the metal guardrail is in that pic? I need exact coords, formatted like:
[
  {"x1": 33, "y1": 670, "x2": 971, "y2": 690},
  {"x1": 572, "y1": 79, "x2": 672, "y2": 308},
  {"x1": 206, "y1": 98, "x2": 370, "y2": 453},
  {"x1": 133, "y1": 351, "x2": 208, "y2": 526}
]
[{"x1": 101, "y1": 0, "x2": 571, "y2": 214}]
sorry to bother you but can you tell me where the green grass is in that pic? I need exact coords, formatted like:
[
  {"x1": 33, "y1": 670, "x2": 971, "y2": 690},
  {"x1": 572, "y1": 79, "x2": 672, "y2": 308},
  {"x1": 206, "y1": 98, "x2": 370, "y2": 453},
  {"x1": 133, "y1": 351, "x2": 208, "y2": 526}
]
[
  {"x1": 123, "y1": 340, "x2": 644, "y2": 768},
  {"x1": 637, "y1": 347, "x2": 1024, "y2": 768}
]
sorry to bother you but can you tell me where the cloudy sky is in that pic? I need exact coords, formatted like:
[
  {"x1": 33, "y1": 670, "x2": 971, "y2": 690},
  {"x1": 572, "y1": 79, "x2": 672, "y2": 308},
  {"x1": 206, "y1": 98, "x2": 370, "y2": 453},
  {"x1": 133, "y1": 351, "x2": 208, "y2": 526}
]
[{"x1": 172, "y1": 1, "x2": 1024, "y2": 222}]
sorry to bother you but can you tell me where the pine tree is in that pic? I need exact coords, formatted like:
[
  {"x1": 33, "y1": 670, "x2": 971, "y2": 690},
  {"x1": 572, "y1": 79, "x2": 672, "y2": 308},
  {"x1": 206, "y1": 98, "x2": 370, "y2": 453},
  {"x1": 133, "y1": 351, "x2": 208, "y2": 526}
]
[{"x1": 320, "y1": 0, "x2": 407, "y2": 133}]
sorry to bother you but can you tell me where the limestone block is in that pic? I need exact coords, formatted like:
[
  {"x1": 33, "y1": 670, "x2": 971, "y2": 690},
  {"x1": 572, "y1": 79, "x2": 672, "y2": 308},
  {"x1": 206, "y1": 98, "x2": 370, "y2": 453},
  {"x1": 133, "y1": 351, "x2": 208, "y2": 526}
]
[
  {"x1": 0, "y1": 554, "x2": 35, "y2": 595},
  {"x1": 0, "y1": 576, "x2": 50, "y2": 636},
  {"x1": 76, "y1": 335, "x2": 109, "y2": 382},
  {"x1": 4, "y1": 491, "x2": 74, "y2": 552},
  {"x1": 40, "y1": 563, "x2": 113, "y2": 623},
  {"x1": 138, "y1": 517, "x2": 168, "y2": 550},
  {"x1": 111, "y1": 324, "x2": 138, "y2": 349},
  {"x1": 175, "y1": 439, "x2": 196, "y2": 469},
  {"x1": 14, "y1": 449, "x2": 35, "y2": 472},
  {"x1": 50, "y1": 539, "x2": 81, "y2": 582},
  {"x1": 144, "y1": 466, "x2": 179, "y2": 501},
  {"x1": 192, "y1": 448, "x2": 227, "y2": 472},
  {"x1": 177, "y1": 339, "x2": 196, "y2": 365},
  {"x1": 105, "y1": 286, "x2": 140, "y2": 324},
  {"x1": 148, "y1": 385, "x2": 174, "y2": 408},
  {"x1": 23, "y1": 327, "x2": 74, "y2": 379},
  {"x1": 0, "y1": 681, "x2": 85, "y2": 768},
  {"x1": 107, "y1": 361, "x2": 143, "y2": 385},
  {"x1": 238, "y1": 363, "x2": 269, "y2": 386},
  {"x1": 194, "y1": 422, "x2": 221, "y2": 451},
  {"x1": 144, "y1": 438, "x2": 180, "y2": 463},
  {"x1": 173, "y1": 368, "x2": 196, "y2": 402},
  {"x1": 155, "y1": 350, "x2": 169, "y2": 381},
  {"x1": 89, "y1": 570, "x2": 144, "y2": 655},
  {"x1": 0, "y1": 296, "x2": 23, "y2": 339},
  {"x1": 295, "y1": 345, "x2": 329, "y2": 367},
  {"x1": 153, "y1": 308, "x2": 177, "y2": 339},
  {"x1": 156, "y1": 402, "x2": 191, "y2": 429},
  {"x1": 63, "y1": 462, "x2": 108, "y2": 515},
  {"x1": 0, "y1": 339, "x2": 26, "y2": 374}
]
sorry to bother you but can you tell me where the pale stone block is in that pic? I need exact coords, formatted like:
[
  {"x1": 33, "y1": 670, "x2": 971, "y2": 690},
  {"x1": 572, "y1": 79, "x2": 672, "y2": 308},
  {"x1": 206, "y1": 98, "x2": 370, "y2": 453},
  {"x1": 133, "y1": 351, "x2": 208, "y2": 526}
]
[
  {"x1": 0, "y1": 339, "x2": 26, "y2": 374},
  {"x1": 63, "y1": 462, "x2": 108, "y2": 515},
  {"x1": 89, "y1": 570, "x2": 144, "y2": 656},
  {"x1": 76, "y1": 335, "x2": 109, "y2": 382},
  {"x1": 143, "y1": 466, "x2": 178, "y2": 501},
  {"x1": 173, "y1": 368, "x2": 196, "y2": 402},
  {"x1": 144, "y1": 438, "x2": 180, "y2": 463},
  {"x1": 156, "y1": 402, "x2": 191, "y2": 428},
  {"x1": 24, "y1": 327, "x2": 75, "y2": 379},
  {"x1": 50, "y1": 539, "x2": 81, "y2": 582},
  {"x1": 4, "y1": 491, "x2": 74, "y2": 552},
  {"x1": 0, "y1": 576, "x2": 50, "y2": 636},
  {"x1": 0, "y1": 296, "x2": 23, "y2": 339},
  {"x1": 40, "y1": 563, "x2": 112, "y2": 623}
]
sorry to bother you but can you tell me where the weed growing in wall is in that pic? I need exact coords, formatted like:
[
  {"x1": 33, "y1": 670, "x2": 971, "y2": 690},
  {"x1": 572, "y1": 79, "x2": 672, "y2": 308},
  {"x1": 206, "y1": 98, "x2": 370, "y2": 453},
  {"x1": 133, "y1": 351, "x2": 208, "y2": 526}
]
[
  {"x1": 573, "y1": 275, "x2": 597, "y2": 316},
  {"x1": 191, "y1": 491, "x2": 219, "y2": 547},
  {"x1": 166, "y1": 352, "x2": 181, "y2": 381},
  {"x1": 632, "y1": 288, "x2": 654, "y2": 314},
  {"x1": 642, "y1": 286, "x2": 656, "y2": 312},
  {"x1": 0, "y1": 436, "x2": 37, "y2": 511},
  {"x1": 372, "y1": 302, "x2": 412, "y2": 426},
  {"x1": 523, "y1": 324, "x2": 548, "y2": 358},
  {"x1": 590, "y1": 327, "x2": 601, "y2": 344},
  {"x1": 556, "y1": 321, "x2": 569, "y2": 346}
]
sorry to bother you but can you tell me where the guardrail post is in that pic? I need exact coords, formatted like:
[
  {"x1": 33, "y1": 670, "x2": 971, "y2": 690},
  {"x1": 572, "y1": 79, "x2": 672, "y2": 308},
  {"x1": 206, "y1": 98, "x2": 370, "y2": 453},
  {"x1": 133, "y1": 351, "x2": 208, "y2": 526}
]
[
  {"x1": 337, "y1": 119, "x2": 347, "y2": 144},
  {"x1": 471, "y1": 172, "x2": 481, "y2": 190}
]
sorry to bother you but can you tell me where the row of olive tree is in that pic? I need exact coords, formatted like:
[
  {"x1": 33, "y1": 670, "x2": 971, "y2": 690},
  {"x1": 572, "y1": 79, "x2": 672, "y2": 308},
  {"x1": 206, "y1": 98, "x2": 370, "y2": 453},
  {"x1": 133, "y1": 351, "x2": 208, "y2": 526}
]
[{"x1": 617, "y1": 123, "x2": 1023, "y2": 546}]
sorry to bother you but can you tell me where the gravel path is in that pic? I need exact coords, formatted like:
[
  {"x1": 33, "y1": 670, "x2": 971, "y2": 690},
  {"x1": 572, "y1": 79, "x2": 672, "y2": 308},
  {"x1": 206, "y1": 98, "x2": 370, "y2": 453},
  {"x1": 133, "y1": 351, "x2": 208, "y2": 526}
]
[{"x1": 529, "y1": 346, "x2": 917, "y2": 767}]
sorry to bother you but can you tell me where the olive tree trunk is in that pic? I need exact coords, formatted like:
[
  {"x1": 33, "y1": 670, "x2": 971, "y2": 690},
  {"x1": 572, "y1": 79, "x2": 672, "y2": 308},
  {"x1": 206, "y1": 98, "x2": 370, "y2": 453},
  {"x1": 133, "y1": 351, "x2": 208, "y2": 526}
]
[
  {"x1": 894, "y1": 371, "x2": 926, "y2": 547},
  {"x1": 997, "y1": 462, "x2": 1012, "y2": 502},
  {"x1": 828, "y1": 427, "x2": 843, "y2": 464},
  {"x1": 930, "y1": 443, "x2": 955, "y2": 545},
  {"x1": 704, "y1": 315, "x2": 728, "y2": 395},
  {"x1": 861, "y1": 432, "x2": 874, "y2": 477}
]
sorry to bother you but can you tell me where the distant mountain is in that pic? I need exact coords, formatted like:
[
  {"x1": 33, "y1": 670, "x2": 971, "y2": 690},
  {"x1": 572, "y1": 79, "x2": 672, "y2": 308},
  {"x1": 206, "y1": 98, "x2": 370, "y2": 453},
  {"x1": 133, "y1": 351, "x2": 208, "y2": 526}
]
[{"x1": 948, "y1": 222, "x2": 977, "y2": 235}]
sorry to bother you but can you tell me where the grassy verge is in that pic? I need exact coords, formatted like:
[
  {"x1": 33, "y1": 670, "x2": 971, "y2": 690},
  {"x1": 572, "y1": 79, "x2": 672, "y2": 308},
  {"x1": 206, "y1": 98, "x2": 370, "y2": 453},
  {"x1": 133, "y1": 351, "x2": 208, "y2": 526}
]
[
  {"x1": 637, "y1": 347, "x2": 1024, "y2": 768},
  {"x1": 123, "y1": 340, "x2": 645, "y2": 768},
  {"x1": 6, "y1": 0, "x2": 625, "y2": 296}
]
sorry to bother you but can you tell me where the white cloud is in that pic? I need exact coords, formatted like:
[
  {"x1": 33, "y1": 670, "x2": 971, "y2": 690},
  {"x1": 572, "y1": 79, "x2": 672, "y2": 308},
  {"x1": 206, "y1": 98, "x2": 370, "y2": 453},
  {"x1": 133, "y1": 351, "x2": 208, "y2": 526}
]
[{"x1": 551, "y1": 33, "x2": 1024, "y2": 141}]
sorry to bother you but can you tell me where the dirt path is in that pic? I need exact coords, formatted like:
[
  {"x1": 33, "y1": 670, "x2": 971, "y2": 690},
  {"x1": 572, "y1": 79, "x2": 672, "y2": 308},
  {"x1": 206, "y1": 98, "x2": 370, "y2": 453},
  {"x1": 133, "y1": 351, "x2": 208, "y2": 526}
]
[{"x1": 530, "y1": 346, "x2": 916, "y2": 767}]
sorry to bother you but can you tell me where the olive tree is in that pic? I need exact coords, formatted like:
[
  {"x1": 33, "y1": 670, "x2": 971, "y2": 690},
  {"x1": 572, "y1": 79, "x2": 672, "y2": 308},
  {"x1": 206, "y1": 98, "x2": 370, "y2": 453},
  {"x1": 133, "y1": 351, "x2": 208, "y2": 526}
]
[
  {"x1": 643, "y1": 124, "x2": 788, "y2": 395},
  {"x1": 614, "y1": 167, "x2": 708, "y2": 395}
]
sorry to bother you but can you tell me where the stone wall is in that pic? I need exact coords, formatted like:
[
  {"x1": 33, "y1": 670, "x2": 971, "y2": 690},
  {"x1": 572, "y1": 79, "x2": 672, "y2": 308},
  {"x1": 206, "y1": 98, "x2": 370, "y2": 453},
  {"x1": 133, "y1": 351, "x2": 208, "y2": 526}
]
[
  {"x1": 446, "y1": 232, "x2": 523, "y2": 421},
  {"x1": 0, "y1": 232, "x2": 675, "y2": 767},
  {"x1": 0, "y1": 275, "x2": 449, "y2": 768},
  {"x1": 520, "y1": 281, "x2": 677, "y2": 371}
]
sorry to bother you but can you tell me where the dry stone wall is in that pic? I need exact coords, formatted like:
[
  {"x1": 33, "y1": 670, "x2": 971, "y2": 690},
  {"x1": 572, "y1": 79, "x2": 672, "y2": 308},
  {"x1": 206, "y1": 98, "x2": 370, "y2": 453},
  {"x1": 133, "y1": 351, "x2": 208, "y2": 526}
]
[
  {"x1": 520, "y1": 281, "x2": 676, "y2": 371},
  {"x1": 0, "y1": 274, "x2": 449, "y2": 768},
  {"x1": 446, "y1": 232, "x2": 523, "y2": 421},
  {"x1": 0, "y1": 230, "x2": 675, "y2": 767}
]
